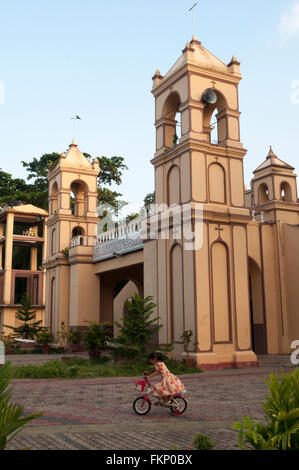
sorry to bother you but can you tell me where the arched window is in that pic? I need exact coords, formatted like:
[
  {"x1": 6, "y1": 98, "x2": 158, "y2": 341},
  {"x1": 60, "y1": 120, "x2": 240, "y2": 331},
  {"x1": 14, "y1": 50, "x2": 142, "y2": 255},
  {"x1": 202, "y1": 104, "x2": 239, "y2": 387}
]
[
  {"x1": 72, "y1": 226, "x2": 85, "y2": 245},
  {"x1": 162, "y1": 92, "x2": 181, "y2": 148},
  {"x1": 51, "y1": 228, "x2": 56, "y2": 256},
  {"x1": 258, "y1": 183, "x2": 269, "y2": 205},
  {"x1": 72, "y1": 226, "x2": 84, "y2": 237},
  {"x1": 50, "y1": 182, "x2": 58, "y2": 215},
  {"x1": 202, "y1": 90, "x2": 228, "y2": 144},
  {"x1": 70, "y1": 180, "x2": 88, "y2": 217},
  {"x1": 280, "y1": 182, "x2": 292, "y2": 202}
]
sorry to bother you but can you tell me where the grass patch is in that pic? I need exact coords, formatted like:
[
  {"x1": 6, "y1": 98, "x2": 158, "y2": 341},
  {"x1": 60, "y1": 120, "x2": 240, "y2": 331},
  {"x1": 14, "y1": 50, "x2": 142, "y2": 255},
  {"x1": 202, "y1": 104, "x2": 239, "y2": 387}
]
[
  {"x1": 9, "y1": 357, "x2": 202, "y2": 379},
  {"x1": 9, "y1": 347, "x2": 65, "y2": 355}
]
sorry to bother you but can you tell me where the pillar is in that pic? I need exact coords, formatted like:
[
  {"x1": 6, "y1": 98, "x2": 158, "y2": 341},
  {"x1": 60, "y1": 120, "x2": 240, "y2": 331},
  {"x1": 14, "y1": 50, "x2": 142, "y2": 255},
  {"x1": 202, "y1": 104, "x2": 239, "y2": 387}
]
[
  {"x1": 0, "y1": 223, "x2": 3, "y2": 270},
  {"x1": 42, "y1": 217, "x2": 48, "y2": 305},
  {"x1": 3, "y1": 212, "x2": 14, "y2": 304},
  {"x1": 30, "y1": 248, "x2": 38, "y2": 271}
]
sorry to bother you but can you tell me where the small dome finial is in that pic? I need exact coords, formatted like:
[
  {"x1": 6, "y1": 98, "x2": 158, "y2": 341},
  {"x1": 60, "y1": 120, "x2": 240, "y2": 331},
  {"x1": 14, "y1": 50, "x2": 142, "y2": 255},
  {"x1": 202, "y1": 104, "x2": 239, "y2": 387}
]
[{"x1": 267, "y1": 146, "x2": 276, "y2": 159}]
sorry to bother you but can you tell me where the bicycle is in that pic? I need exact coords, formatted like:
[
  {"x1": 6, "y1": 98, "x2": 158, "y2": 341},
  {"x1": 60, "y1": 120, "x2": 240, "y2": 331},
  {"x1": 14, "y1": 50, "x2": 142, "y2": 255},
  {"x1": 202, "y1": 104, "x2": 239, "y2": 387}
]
[{"x1": 133, "y1": 375, "x2": 187, "y2": 417}]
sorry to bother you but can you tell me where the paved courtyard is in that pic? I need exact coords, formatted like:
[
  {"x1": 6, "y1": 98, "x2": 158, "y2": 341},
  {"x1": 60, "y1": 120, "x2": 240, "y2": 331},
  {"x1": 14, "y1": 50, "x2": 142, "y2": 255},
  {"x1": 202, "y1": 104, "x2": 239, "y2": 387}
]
[{"x1": 5, "y1": 355, "x2": 297, "y2": 450}]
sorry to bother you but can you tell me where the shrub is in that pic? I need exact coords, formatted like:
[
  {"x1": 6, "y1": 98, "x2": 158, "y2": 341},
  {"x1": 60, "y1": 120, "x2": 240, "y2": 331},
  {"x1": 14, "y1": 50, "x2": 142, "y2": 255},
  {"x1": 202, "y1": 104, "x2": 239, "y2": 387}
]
[
  {"x1": 67, "y1": 329, "x2": 82, "y2": 345},
  {"x1": 234, "y1": 369, "x2": 299, "y2": 450},
  {"x1": 36, "y1": 329, "x2": 54, "y2": 345},
  {"x1": 193, "y1": 434, "x2": 215, "y2": 450},
  {"x1": 83, "y1": 321, "x2": 111, "y2": 360}
]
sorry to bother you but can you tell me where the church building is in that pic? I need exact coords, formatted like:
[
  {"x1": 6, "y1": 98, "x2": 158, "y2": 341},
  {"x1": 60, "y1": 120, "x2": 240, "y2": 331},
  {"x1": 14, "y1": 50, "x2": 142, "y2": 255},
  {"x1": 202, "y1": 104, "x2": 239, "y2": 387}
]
[{"x1": 38, "y1": 37, "x2": 299, "y2": 369}]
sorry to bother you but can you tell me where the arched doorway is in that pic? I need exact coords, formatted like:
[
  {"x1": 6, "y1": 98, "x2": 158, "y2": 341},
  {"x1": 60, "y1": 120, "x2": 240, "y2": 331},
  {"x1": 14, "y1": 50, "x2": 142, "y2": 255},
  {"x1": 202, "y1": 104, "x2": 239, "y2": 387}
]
[
  {"x1": 248, "y1": 257, "x2": 267, "y2": 354},
  {"x1": 113, "y1": 278, "x2": 141, "y2": 337},
  {"x1": 99, "y1": 264, "x2": 144, "y2": 335}
]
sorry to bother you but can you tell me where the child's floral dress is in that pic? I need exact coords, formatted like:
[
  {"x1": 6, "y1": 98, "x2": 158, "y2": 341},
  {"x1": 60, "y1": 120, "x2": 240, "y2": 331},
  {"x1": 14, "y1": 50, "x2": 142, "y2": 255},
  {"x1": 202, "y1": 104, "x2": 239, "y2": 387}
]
[{"x1": 152, "y1": 361, "x2": 185, "y2": 399}]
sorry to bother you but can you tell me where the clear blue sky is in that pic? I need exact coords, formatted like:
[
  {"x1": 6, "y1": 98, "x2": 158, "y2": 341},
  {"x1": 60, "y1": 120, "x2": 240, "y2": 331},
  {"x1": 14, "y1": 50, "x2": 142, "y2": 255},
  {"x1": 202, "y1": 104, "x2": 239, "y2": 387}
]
[{"x1": 0, "y1": 0, "x2": 299, "y2": 213}]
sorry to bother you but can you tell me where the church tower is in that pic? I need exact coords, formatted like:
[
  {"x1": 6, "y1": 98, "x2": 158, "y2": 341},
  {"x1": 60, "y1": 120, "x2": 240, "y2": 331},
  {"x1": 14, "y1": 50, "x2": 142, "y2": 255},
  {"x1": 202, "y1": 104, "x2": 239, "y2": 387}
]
[
  {"x1": 44, "y1": 140, "x2": 100, "y2": 334},
  {"x1": 151, "y1": 37, "x2": 257, "y2": 369},
  {"x1": 249, "y1": 146, "x2": 299, "y2": 223},
  {"x1": 245, "y1": 147, "x2": 299, "y2": 355}
]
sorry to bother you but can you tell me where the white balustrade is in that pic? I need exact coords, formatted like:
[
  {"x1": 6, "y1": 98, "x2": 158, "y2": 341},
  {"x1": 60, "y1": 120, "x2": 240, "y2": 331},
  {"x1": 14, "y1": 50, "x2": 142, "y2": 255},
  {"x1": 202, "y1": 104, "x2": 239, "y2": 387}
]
[
  {"x1": 93, "y1": 219, "x2": 144, "y2": 262},
  {"x1": 70, "y1": 236, "x2": 97, "y2": 247}
]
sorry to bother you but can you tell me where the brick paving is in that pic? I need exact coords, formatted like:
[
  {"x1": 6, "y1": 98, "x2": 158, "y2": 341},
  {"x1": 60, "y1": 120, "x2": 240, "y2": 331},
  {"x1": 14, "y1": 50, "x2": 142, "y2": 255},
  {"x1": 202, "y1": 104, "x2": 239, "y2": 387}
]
[{"x1": 4, "y1": 355, "x2": 297, "y2": 450}]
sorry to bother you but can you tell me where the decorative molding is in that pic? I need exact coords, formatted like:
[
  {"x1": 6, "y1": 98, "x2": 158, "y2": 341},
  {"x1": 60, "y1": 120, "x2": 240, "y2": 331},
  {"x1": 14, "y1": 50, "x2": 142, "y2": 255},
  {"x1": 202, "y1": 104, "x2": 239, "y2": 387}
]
[{"x1": 93, "y1": 231, "x2": 144, "y2": 262}]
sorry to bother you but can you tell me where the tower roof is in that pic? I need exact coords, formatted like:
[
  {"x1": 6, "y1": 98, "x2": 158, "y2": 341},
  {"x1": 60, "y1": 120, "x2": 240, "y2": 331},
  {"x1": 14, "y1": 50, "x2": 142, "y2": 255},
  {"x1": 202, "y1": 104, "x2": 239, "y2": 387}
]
[
  {"x1": 62, "y1": 139, "x2": 92, "y2": 169},
  {"x1": 254, "y1": 147, "x2": 294, "y2": 174},
  {"x1": 160, "y1": 37, "x2": 231, "y2": 83}
]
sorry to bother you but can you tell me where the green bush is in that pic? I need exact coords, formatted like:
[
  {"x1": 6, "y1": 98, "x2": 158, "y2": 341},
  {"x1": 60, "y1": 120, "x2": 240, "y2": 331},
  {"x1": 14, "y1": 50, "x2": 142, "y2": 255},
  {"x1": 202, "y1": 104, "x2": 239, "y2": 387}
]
[
  {"x1": 193, "y1": 434, "x2": 215, "y2": 450},
  {"x1": 36, "y1": 329, "x2": 54, "y2": 345},
  {"x1": 67, "y1": 329, "x2": 82, "y2": 345},
  {"x1": 83, "y1": 321, "x2": 111, "y2": 359},
  {"x1": 234, "y1": 369, "x2": 299, "y2": 450}
]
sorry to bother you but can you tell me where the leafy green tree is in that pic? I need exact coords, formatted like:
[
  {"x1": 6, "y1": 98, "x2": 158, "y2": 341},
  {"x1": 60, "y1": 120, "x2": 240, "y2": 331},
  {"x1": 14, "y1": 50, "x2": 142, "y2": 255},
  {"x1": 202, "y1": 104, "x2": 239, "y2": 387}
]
[
  {"x1": 112, "y1": 294, "x2": 173, "y2": 360},
  {"x1": 0, "y1": 362, "x2": 43, "y2": 449},
  {"x1": 4, "y1": 294, "x2": 43, "y2": 339},
  {"x1": 126, "y1": 212, "x2": 140, "y2": 224},
  {"x1": 0, "y1": 170, "x2": 36, "y2": 208},
  {"x1": 20, "y1": 152, "x2": 128, "y2": 211},
  {"x1": 144, "y1": 192, "x2": 155, "y2": 207},
  {"x1": 97, "y1": 187, "x2": 124, "y2": 212},
  {"x1": 0, "y1": 150, "x2": 128, "y2": 212}
]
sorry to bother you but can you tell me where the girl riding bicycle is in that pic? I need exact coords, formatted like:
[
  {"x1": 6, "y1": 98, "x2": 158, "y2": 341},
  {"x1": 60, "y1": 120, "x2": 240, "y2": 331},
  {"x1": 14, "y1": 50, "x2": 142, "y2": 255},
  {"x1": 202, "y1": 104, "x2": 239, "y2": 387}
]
[{"x1": 144, "y1": 352, "x2": 185, "y2": 405}]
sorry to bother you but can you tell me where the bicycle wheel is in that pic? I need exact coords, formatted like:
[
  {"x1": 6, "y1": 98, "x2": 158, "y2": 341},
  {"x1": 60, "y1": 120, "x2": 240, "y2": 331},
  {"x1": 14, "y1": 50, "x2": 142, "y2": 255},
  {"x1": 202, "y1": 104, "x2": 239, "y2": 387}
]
[
  {"x1": 133, "y1": 397, "x2": 151, "y2": 415},
  {"x1": 171, "y1": 397, "x2": 187, "y2": 415}
]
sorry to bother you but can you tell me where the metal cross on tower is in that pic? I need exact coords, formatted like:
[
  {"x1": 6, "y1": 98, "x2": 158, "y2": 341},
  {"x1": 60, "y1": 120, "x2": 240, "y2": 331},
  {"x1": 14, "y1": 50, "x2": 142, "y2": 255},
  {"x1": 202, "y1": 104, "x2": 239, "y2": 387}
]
[
  {"x1": 70, "y1": 115, "x2": 81, "y2": 140},
  {"x1": 188, "y1": 2, "x2": 198, "y2": 38}
]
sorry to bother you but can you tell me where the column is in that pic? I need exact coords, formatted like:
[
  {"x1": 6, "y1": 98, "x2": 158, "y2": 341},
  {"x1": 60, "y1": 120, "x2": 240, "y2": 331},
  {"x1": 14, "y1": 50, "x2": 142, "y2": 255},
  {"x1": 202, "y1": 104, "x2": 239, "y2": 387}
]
[
  {"x1": 3, "y1": 212, "x2": 14, "y2": 304},
  {"x1": 30, "y1": 248, "x2": 38, "y2": 271},
  {"x1": 42, "y1": 217, "x2": 48, "y2": 305},
  {"x1": 0, "y1": 223, "x2": 3, "y2": 270}
]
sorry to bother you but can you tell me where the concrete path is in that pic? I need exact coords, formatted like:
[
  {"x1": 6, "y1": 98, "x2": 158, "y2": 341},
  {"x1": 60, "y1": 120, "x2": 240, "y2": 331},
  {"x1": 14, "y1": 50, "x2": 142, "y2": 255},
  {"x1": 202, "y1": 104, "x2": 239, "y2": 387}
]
[{"x1": 5, "y1": 354, "x2": 297, "y2": 450}]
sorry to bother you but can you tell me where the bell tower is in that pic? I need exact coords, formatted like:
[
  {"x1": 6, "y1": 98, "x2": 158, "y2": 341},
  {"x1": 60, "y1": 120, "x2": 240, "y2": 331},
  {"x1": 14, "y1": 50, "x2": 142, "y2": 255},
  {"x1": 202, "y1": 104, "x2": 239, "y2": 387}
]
[
  {"x1": 250, "y1": 146, "x2": 299, "y2": 223},
  {"x1": 151, "y1": 37, "x2": 258, "y2": 369},
  {"x1": 44, "y1": 140, "x2": 100, "y2": 334}
]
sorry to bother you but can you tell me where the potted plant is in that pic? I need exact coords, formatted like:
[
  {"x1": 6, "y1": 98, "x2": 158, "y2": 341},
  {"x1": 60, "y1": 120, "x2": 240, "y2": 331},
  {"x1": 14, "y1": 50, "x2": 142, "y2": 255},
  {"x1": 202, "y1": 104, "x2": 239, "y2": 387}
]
[
  {"x1": 181, "y1": 330, "x2": 197, "y2": 368},
  {"x1": 37, "y1": 329, "x2": 54, "y2": 354},
  {"x1": 83, "y1": 321, "x2": 111, "y2": 361},
  {"x1": 67, "y1": 329, "x2": 82, "y2": 353}
]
